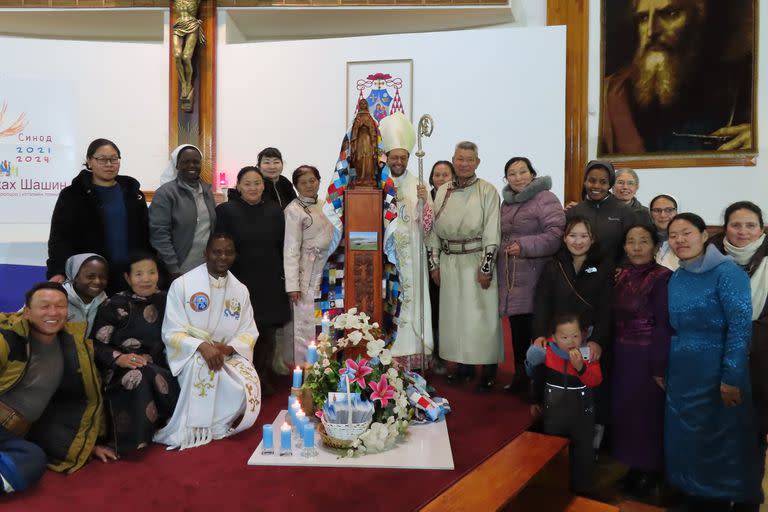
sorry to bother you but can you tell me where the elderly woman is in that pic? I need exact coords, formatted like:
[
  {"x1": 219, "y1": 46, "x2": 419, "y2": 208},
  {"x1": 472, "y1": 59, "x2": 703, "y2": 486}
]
[
  {"x1": 428, "y1": 160, "x2": 456, "y2": 374},
  {"x1": 150, "y1": 144, "x2": 216, "y2": 281},
  {"x1": 566, "y1": 161, "x2": 637, "y2": 264},
  {"x1": 497, "y1": 157, "x2": 565, "y2": 393},
  {"x1": 63, "y1": 253, "x2": 109, "y2": 337},
  {"x1": 47, "y1": 138, "x2": 151, "y2": 294},
  {"x1": 710, "y1": 201, "x2": 768, "y2": 500},
  {"x1": 91, "y1": 253, "x2": 179, "y2": 456},
  {"x1": 611, "y1": 224, "x2": 672, "y2": 500},
  {"x1": 258, "y1": 147, "x2": 297, "y2": 209},
  {"x1": 666, "y1": 213, "x2": 763, "y2": 511},
  {"x1": 283, "y1": 165, "x2": 334, "y2": 366},
  {"x1": 215, "y1": 166, "x2": 290, "y2": 396},
  {"x1": 649, "y1": 194, "x2": 679, "y2": 270},
  {"x1": 612, "y1": 168, "x2": 651, "y2": 223}
]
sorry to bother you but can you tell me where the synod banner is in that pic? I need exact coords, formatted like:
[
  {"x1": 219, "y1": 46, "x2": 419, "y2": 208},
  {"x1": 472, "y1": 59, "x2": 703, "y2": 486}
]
[{"x1": 0, "y1": 78, "x2": 77, "y2": 224}]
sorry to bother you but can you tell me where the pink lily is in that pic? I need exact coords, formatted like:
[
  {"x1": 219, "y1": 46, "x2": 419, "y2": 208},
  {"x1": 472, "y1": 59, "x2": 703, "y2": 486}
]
[
  {"x1": 339, "y1": 358, "x2": 373, "y2": 388},
  {"x1": 368, "y1": 375, "x2": 396, "y2": 408}
]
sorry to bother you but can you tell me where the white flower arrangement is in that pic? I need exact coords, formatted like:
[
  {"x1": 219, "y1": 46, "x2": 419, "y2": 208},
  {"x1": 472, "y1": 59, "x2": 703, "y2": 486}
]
[{"x1": 303, "y1": 308, "x2": 413, "y2": 455}]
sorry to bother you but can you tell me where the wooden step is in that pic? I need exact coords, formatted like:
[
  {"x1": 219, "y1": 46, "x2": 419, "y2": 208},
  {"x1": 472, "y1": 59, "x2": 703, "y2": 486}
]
[
  {"x1": 420, "y1": 431, "x2": 569, "y2": 512},
  {"x1": 565, "y1": 496, "x2": 619, "y2": 512}
]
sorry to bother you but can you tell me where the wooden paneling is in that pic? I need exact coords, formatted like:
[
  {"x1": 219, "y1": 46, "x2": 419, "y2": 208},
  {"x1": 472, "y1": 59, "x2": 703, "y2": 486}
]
[
  {"x1": 344, "y1": 188, "x2": 384, "y2": 324},
  {"x1": 548, "y1": 0, "x2": 589, "y2": 205}
]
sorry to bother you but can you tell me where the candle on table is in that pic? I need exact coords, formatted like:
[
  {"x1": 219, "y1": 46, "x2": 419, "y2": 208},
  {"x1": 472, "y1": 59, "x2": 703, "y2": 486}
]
[
  {"x1": 303, "y1": 423, "x2": 315, "y2": 449},
  {"x1": 307, "y1": 341, "x2": 318, "y2": 365},
  {"x1": 262, "y1": 424, "x2": 274, "y2": 454},
  {"x1": 321, "y1": 313, "x2": 330, "y2": 336},
  {"x1": 290, "y1": 400, "x2": 301, "y2": 423},
  {"x1": 292, "y1": 366, "x2": 303, "y2": 388},
  {"x1": 280, "y1": 422, "x2": 291, "y2": 452}
]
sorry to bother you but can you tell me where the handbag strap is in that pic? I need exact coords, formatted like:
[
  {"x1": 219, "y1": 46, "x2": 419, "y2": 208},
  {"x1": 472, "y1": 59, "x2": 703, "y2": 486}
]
[{"x1": 557, "y1": 261, "x2": 593, "y2": 309}]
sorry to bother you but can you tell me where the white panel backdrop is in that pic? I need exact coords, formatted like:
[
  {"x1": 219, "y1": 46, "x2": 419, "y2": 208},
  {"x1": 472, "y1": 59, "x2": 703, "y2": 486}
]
[{"x1": 217, "y1": 26, "x2": 567, "y2": 202}]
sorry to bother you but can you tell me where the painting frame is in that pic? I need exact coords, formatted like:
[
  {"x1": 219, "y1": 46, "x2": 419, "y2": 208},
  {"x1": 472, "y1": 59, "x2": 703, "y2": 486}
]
[
  {"x1": 597, "y1": 0, "x2": 758, "y2": 168},
  {"x1": 346, "y1": 59, "x2": 413, "y2": 129}
]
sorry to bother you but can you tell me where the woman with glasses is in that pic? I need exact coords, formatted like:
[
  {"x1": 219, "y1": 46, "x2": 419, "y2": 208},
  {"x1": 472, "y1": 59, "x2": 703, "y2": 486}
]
[
  {"x1": 649, "y1": 194, "x2": 679, "y2": 270},
  {"x1": 47, "y1": 138, "x2": 151, "y2": 294},
  {"x1": 612, "y1": 168, "x2": 651, "y2": 224},
  {"x1": 497, "y1": 157, "x2": 565, "y2": 393}
]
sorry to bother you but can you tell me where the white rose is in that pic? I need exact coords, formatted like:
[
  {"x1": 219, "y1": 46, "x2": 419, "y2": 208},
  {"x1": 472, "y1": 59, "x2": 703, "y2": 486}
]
[{"x1": 379, "y1": 349, "x2": 392, "y2": 365}]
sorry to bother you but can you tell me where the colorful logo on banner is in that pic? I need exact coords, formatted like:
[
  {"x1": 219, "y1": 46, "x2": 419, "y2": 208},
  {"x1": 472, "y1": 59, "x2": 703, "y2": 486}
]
[
  {"x1": 189, "y1": 292, "x2": 210, "y2": 312},
  {"x1": 224, "y1": 298, "x2": 241, "y2": 319},
  {"x1": 354, "y1": 73, "x2": 405, "y2": 122},
  {"x1": 0, "y1": 80, "x2": 78, "y2": 223}
]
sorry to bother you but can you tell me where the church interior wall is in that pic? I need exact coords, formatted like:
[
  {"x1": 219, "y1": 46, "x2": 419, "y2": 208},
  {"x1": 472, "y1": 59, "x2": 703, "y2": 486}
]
[
  {"x1": 216, "y1": 23, "x2": 566, "y2": 202},
  {"x1": 0, "y1": 2, "x2": 561, "y2": 281},
  {"x1": 586, "y1": 0, "x2": 768, "y2": 224}
]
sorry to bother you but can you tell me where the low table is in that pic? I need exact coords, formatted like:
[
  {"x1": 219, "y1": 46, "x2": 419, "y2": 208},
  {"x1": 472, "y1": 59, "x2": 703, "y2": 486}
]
[{"x1": 248, "y1": 410, "x2": 454, "y2": 470}]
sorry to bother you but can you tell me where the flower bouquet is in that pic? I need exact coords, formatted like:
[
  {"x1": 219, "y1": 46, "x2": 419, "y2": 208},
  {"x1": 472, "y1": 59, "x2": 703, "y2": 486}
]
[{"x1": 303, "y1": 308, "x2": 413, "y2": 456}]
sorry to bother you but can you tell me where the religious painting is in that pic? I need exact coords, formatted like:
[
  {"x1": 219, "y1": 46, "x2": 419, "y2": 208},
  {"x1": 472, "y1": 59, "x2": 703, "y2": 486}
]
[
  {"x1": 598, "y1": 0, "x2": 757, "y2": 165},
  {"x1": 346, "y1": 59, "x2": 413, "y2": 129},
  {"x1": 349, "y1": 231, "x2": 378, "y2": 251}
]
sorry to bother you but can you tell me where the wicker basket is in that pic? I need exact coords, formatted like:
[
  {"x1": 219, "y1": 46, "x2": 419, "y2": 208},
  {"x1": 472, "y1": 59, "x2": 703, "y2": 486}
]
[
  {"x1": 321, "y1": 416, "x2": 371, "y2": 441},
  {"x1": 318, "y1": 422, "x2": 355, "y2": 449}
]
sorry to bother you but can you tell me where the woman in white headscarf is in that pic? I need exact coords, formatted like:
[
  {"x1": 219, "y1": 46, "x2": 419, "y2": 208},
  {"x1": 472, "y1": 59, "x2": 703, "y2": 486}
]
[
  {"x1": 149, "y1": 145, "x2": 216, "y2": 281},
  {"x1": 63, "y1": 252, "x2": 109, "y2": 336}
]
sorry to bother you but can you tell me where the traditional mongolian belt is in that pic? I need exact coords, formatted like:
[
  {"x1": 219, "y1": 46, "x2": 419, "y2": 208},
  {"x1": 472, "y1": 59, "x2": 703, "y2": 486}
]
[
  {"x1": 441, "y1": 238, "x2": 483, "y2": 255},
  {"x1": 0, "y1": 400, "x2": 31, "y2": 437}
]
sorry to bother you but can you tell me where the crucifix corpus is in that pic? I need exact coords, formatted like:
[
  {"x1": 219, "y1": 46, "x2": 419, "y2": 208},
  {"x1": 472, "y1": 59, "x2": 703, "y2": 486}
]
[{"x1": 173, "y1": 0, "x2": 206, "y2": 113}]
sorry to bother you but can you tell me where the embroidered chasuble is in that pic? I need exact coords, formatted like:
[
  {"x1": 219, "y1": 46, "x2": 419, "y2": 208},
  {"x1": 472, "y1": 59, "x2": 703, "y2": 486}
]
[
  {"x1": 154, "y1": 264, "x2": 261, "y2": 449},
  {"x1": 390, "y1": 171, "x2": 434, "y2": 357}
]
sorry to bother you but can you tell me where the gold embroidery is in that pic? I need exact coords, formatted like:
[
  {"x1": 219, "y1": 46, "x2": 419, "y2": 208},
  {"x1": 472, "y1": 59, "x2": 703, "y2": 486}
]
[
  {"x1": 245, "y1": 383, "x2": 261, "y2": 412},
  {"x1": 194, "y1": 368, "x2": 215, "y2": 397},
  {"x1": 169, "y1": 332, "x2": 186, "y2": 359}
]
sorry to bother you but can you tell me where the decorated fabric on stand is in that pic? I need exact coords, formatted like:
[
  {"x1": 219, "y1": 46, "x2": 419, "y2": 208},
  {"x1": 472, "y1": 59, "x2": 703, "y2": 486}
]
[{"x1": 320, "y1": 129, "x2": 402, "y2": 343}]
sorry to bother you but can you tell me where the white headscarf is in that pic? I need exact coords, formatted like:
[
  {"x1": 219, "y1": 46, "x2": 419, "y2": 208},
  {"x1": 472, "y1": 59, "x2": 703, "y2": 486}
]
[
  {"x1": 64, "y1": 253, "x2": 106, "y2": 282},
  {"x1": 159, "y1": 144, "x2": 203, "y2": 185},
  {"x1": 723, "y1": 233, "x2": 768, "y2": 321}
]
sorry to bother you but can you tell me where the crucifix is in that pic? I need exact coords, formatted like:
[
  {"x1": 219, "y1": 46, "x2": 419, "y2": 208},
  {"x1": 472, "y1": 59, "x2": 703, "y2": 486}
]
[{"x1": 170, "y1": 0, "x2": 216, "y2": 187}]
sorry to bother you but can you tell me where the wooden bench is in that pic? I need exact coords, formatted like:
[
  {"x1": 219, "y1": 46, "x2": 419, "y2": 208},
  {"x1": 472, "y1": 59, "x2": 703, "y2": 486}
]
[
  {"x1": 565, "y1": 496, "x2": 619, "y2": 512},
  {"x1": 421, "y1": 431, "x2": 569, "y2": 511}
]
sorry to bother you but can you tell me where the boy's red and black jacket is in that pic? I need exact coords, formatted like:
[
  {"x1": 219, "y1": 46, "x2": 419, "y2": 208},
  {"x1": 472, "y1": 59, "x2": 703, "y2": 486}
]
[{"x1": 529, "y1": 340, "x2": 602, "y2": 404}]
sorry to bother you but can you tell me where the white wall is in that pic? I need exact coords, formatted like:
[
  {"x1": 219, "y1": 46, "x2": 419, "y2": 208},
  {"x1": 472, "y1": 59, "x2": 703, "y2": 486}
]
[
  {"x1": 0, "y1": 29, "x2": 168, "y2": 264},
  {"x1": 217, "y1": 25, "x2": 566, "y2": 201},
  {"x1": 587, "y1": 2, "x2": 767, "y2": 224}
]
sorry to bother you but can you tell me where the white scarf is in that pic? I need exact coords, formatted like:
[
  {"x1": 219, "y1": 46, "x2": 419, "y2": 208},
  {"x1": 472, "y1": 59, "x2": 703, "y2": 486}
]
[
  {"x1": 724, "y1": 233, "x2": 768, "y2": 321},
  {"x1": 159, "y1": 144, "x2": 203, "y2": 185}
]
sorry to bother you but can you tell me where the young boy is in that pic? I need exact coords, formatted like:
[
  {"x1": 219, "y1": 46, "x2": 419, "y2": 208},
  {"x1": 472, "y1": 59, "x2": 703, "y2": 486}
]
[{"x1": 526, "y1": 314, "x2": 602, "y2": 494}]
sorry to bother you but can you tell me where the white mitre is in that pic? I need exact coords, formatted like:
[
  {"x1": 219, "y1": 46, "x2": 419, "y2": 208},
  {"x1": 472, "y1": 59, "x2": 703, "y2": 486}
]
[{"x1": 380, "y1": 112, "x2": 416, "y2": 154}]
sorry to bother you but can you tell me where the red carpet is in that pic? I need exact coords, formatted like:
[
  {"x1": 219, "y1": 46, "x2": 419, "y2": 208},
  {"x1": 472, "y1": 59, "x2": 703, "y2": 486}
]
[{"x1": 4, "y1": 362, "x2": 529, "y2": 512}]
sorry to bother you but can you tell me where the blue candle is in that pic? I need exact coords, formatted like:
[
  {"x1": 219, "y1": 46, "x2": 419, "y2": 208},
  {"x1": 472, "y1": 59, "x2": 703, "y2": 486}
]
[
  {"x1": 262, "y1": 424, "x2": 274, "y2": 450},
  {"x1": 321, "y1": 314, "x2": 330, "y2": 336},
  {"x1": 307, "y1": 341, "x2": 318, "y2": 365},
  {"x1": 280, "y1": 422, "x2": 291, "y2": 450},
  {"x1": 292, "y1": 366, "x2": 303, "y2": 388},
  {"x1": 288, "y1": 396, "x2": 296, "y2": 409},
  {"x1": 303, "y1": 423, "x2": 315, "y2": 448}
]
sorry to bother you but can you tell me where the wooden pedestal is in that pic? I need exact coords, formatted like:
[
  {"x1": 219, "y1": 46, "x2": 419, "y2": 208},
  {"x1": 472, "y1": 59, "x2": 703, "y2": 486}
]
[{"x1": 343, "y1": 188, "x2": 383, "y2": 325}]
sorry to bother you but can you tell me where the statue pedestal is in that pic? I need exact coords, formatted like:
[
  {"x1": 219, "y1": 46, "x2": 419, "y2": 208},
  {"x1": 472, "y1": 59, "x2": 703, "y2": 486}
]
[{"x1": 344, "y1": 187, "x2": 383, "y2": 325}]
